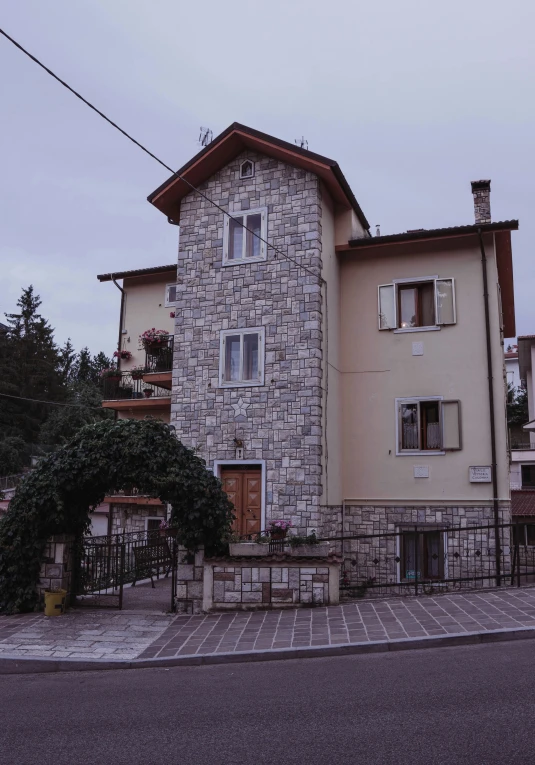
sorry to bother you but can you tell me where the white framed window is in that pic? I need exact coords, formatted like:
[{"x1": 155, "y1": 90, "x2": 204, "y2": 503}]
[
  {"x1": 219, "y1": 328, "x2": 264, "y2": 387},
  {"x1": 378, "y1": 276, "x2": 456, "y2": 331},
  {"x1": 240, "y1": 160, "x2": 255, "y2": 179},
  {"x1": 223, "y1": 207, "x2": 267, "y2": 265},
  {"x1": 165, "y1": 283, "x2": 177, "y2": 306},
  {"x1": 396, "y1": 397, "x2": 462, "y2": 455}
]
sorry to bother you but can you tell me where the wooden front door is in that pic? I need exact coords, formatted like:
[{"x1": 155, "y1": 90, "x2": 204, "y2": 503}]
[{"x1": 221, "y1": 468, "x2": 262, "y2": 536}]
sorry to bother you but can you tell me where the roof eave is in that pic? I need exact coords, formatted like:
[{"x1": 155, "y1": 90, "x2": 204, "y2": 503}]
[{"x1": 147, "y1": 122, "x2": 370, "y2": 231}]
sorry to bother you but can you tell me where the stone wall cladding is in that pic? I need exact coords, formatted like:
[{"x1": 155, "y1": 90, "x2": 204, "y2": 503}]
[
  {"x1": 322, "y1": 503, "x2": 512, "y2": 592},
  {"x1": 172, "y1": 150, "x2": 324, "y2": 533},
  {"x1": 213, "y1": 562, "x2": 330, "y2": 607},
  {"x1": 110, "y1": 504, "x2": 166, "y2": 535}
]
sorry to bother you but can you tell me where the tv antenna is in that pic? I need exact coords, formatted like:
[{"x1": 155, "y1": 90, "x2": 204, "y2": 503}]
[
  {"x1": 198, "y1": 127, "x2": 213, "y2": 147},
  {"x1": 295, "y1": 136, "x2": 308, "y2": 150}
]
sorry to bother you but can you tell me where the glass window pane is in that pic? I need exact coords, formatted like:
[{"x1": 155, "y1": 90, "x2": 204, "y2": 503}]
[
  {"x1": 399, "y1": 287, "x2": 418, "y2": 328},
  {"x1": 225, "y1": 335, "x2": 241, "y2": 381},
  {"x1": 422, "y1": 400, "x2": 441, "y2": 450},
  {"x1": 242, "y1": 333, "x2": 259, "y2": 380},
  {"x1": 378, "y1": 285, "x2": 396, "y2": 329},
  {"x1": 527, "y1": 525, "x2": 535, "y2": 546},
  {"x1": 167, "y1": 285, "x2": 176, "y2": 304},
  {"x1": 420, "y1": 282, "x2": 435, "y2": 326},
  {"x1": 425, "y1": 532, "x2": 442, "y2": 578},
  {"x1": 228, "y1": 217, "x2": 244, "y2": 260},
  {"x1": 402, "y1": 533, "x2": 420, "y2": 580},
  {"x1": 521, "y1": 465, "x2": 535, "y2": 487},
  {"x1": 245, "y1": 214, "x2": 262, "y2": 258},
  {"x1": 436, "y1": 279, "x2": 455, "y2": 324},
  {"x1": 401, "y1": 403, "x2": 419, "y2": 449}
]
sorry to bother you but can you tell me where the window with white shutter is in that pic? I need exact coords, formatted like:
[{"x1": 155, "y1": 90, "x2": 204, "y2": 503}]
[
  {"x1": 396, "y1": 397, "x2": 462, "y2": 454},
  {"x1": 378, "y1": 277, "x2": 456, "y2": 331}
]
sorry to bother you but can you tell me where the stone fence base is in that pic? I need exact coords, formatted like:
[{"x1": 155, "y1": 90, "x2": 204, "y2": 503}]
[
  {"x1": 174, "y1": 548, "x2": 341, "y2": 614},
  {"x1": 38, "y1": 535, "x2": 74, "y2": 608}
]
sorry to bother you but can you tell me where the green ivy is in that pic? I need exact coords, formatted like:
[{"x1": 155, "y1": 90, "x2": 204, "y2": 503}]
[{"x1": 0, "y1": 419, "x2": 234, "y2": 613}]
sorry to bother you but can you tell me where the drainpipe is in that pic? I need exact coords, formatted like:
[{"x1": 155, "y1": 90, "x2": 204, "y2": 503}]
[
  {"x1": 111, "y1": 276, "x2": 125, "y2": 372},
  {"x1": 478, "y1": 230, "x2": 502, "y2": 585}
]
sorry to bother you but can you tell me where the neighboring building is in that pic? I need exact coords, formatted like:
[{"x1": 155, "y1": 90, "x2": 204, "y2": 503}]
[
  {"x1": 510, "y1": 336, "x2": 535, "y2": 528},
  {"x1": 95, "y1": 264, "x2": 177, "y2": 534},
  {"x1": 505, "y1": 345, "x2": 520, "y2": 390},
  {"x1": 102, "y1": 123, "x2": 518, "y2": 583}
]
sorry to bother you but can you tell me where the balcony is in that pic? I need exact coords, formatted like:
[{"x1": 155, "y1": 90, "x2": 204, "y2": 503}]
[
  {"x1": 142, "y1": 335, "x2": 173, "y2": 390},
  {"x1": 101, "y1": 371, "x2": 171, "y2": 412}
]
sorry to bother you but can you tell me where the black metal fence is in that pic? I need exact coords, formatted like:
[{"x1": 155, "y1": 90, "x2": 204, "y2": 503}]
[
  {"x1": 101, "y1": 371, "x2": 170, "y2": 401},
  {"x1": 145, "y1": 336, "x2": 174, "y2": 372},
  {"x1": 321, "y1": 522, "x2": 535, "y2": 598},
  {"x1": 73, "y1": 529, "x2": 178, "y2": 610}
]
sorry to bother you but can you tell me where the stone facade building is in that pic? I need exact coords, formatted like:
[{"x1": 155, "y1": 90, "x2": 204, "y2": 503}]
[{"x1": 101, "y1": 123, "x2": 519, "y2": 589}]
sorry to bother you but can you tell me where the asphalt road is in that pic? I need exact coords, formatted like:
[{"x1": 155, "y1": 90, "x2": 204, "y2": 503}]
[{"x1": 1, "y1": 641, "x2": 535, "y2": 765}]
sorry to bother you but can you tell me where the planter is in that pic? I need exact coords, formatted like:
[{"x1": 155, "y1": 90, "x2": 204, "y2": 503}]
[
  {"x1": 131, "y1": 375, "x2": 144, "y2": 382},
  {"x1": 270, "y1": 530, "x2": 288, "y2": 541},
  {"x1": 229, "y1": 542, "x2": 270, "y2": 557},
  {"x1": 143, "y1": 389, "x2": 153, "y2": 398},
  {"x1": 159, "y1": 528, "x2": 167, "y2": 538},
  {"x1": 289, "y1": 543, "x2": 330, "y2": 558}
]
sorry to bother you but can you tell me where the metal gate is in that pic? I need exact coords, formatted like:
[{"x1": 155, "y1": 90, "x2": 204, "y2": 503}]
[
  {"x1": 73, "y1": 530, "x2": 179, "y2": 611},
  {"x1": 73, "y1": 536, "x2": 125, "y2": 609}
]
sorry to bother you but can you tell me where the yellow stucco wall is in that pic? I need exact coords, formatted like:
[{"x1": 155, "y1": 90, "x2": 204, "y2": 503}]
[
  {"x1": 338, "y1": 233, "x2": 509, "y2": 502},
  {"x1": 119, "y1": 271, "x2": 177, "y2": 372}
]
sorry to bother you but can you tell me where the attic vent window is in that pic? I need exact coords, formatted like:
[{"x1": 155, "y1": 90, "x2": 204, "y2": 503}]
[{"x1": 240, "y1": 160, "x2": 254, "y2": 179}]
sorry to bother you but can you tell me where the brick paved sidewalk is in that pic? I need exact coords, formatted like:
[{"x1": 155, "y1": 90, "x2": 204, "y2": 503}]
[{"x1": 2, "y1": 588, "x2": 535, "y2": 664}]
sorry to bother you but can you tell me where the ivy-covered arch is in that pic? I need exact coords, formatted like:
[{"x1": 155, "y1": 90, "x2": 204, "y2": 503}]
[{"x1": 0, "y1": 419, "x2": 234, "y2": 614}]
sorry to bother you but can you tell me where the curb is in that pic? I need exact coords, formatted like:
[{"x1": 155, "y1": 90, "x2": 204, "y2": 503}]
[{"x1": 1, "y1": 625, "x2": 535, "y2": 675}]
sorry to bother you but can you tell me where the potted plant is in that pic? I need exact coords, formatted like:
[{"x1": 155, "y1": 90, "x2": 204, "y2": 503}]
[
  {"x1": 229, "y1": 532, "x2": 271, "y2": 557},
  {"x1": 159, "y1": 519, "x2": 169, "y2": 537},
  {"x1": 287, "y1": 531, "x2": 330, "y2": 557},
  {"x1": 113, "y1": 350, "x2": 132, "y2": 361},
  {"x1": 100, "y1": 367, "x2": 121, "y2": 383},
  {"x1": 269, "y1": 519, "x2": 293, "y2": 540},
  {"x1": 130, "y1": 366, "x2": 145, "y2": 381},
  {"x1": 143, "y1": 387, "x2": 153, "y2": 398},
  {"x1": 139, "y1": 329, "x2": 170, "y2": 351}
]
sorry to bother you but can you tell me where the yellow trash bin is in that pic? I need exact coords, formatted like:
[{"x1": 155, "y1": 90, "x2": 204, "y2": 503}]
[{"x1": 44, "y1": 589, "x2": 67, "y2": 617}]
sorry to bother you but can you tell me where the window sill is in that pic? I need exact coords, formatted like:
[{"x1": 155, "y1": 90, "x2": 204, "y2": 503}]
[
  {"x1": 393, "y1": 326, "x2": 441, "y2": 334},
  {"x1": 222, "y1": 257, "x2": 267, "y2": 268},
  {"x1": 219, "y1": 381, "x2": 264, "y2": 389},
  {"x1": 396, "y1": 451, "x2": 445, "y2": 457}
]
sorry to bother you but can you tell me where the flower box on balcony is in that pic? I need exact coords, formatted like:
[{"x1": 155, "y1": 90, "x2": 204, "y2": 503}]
[{"x1": 229, "y1": 542, "x2": 270, "y2": 557}]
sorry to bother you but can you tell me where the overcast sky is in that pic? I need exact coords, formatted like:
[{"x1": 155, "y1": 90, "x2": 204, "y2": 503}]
[{"x1": 1, "y1": 0, "x2": 533, "y2": 353}]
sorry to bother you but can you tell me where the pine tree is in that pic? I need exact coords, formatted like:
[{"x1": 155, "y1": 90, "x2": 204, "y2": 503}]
[{"x1": 0, "y1": 286, "x2": 64, "y2": 444}]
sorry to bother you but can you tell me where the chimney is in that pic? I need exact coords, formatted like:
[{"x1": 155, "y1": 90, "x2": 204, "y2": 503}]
[{"x1": 471, "y1": 179, "x2": 491, "y2": 225}]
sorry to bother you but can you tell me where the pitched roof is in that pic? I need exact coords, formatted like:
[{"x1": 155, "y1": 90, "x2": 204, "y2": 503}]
[
  {"x1": 147, "y1": 122, "x2": 370, "y2": 230},
  {"x1": 97, "y1": 265, "x2": 177, "y2": 283},
  {"x1": 343, "y1": 220, "x2": 518, "y2": 249},
  {"x1": 512, "y1": 490, "x2": 535, "y2": 517},
  {"x1": 0, "y1": 321, "x2": 8, "y2": 333}
]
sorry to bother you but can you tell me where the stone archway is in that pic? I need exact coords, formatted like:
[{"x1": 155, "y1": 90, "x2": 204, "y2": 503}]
[{"x1": 0, "y1": 419, "x2": 233, "y2": 613}]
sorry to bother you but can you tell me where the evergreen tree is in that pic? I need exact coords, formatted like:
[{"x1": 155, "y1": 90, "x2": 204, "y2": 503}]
[{"x1": 0, "y1": 286, "x2": 64, "y2": 444}]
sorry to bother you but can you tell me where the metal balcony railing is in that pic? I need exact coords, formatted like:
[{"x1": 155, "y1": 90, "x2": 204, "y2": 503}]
[
  {"x1": 144, "y1": 335, "x2": 174, "y2": 373},
  {"x1": 101, "y1": 371, "x2": 171, "y2": 401}
]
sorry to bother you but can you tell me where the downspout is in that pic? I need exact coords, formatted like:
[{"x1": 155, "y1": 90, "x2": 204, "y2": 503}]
[
  {"x1": 111, "y1": 276, "x2": 125, "y2": 423},
  {"x1": 111, "y1": 276, "x2": 126, "y2": 371},
  {"x1": 478, "y1": 230, "x2": 502, "y2": 585}
]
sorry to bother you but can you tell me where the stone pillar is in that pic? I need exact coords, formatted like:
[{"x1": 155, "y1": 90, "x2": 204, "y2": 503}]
[
  {"x1": 174, "y1": 546, "x2": 205, "y2": 614},
  {"x1": 38, "y1": 535, "x2": 74, "y2": 607},
  {"x1": 471, "y1": 180, "x2": 491, "y2": 224}
]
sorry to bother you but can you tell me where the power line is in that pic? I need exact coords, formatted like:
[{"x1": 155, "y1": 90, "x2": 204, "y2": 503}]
[
  {"x1": 0, "y1": 28, "x2": 323, "y2": 283},
  {"x1": 0, "y1": 392, "x2": 103, "y2": 410}
]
